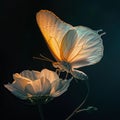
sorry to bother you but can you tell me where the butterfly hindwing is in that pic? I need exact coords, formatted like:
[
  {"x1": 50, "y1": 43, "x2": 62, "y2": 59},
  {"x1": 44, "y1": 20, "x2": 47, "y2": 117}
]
[
  {"x1": 70, "y1": 26, "x2": 104, "y2": 68},
  {"x1": 60, "y1": 29, "x2": 78, "y2": 61}
]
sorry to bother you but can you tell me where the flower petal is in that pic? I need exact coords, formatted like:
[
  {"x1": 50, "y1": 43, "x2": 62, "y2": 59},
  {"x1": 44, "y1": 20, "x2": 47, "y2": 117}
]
[
  {"x1": 50, "y1": 78, "x2": 72, "y2": 97},
  {"x1": 20, "y1": 70, "x2": 41, "y2": 80},
  {"x1": 25, "y1": 77, "x2": 51, "y2": 96},
  {"x1": 4, "y1": 83, "x2": 27, "y2": 100},
  {"x1": 13, "y1": 73, "x2": 31, "y2": 91},
  {"x1": 32, "y1": 70, "x2": 41, "y2": 79},
  {"x1": 40, "y1": 69, "x2": 59, "y2": 83}
]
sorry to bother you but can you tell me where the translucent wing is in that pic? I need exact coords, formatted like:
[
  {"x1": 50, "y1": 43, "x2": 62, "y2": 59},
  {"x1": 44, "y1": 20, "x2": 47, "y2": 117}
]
[
  {"x1": 71, "y1": 69, "x2": 88, "y2": 80},
  {"x1": 60, "y1": 26, "x2": 104, "y2": 68},
  {"x1": 60, "y1": 29, "x2": 78, "y2": 61},
  {"x1": 36, "y1": 10, "x2": 73, "y2": 61}
]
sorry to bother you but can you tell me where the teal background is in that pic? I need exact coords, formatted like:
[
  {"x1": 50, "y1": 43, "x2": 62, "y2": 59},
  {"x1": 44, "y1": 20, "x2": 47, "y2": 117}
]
[{"x1": 0, "y1": 0, "x2": 120, "y2": 120}]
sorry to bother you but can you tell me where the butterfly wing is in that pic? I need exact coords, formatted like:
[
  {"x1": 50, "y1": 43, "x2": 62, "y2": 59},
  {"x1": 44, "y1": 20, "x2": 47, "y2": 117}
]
[
  {"x1": 60, "y1": 26, "x2": 104, "y2": 68},
  {"x1": 36, "y1": 10, "x2": 73, "y2": 61},
  {"x1": 60, "y1": 29, "x2": 78, "y2": 61},
  {"x1": 71, "y1": 69, "x2": 88, "y2": 80}
]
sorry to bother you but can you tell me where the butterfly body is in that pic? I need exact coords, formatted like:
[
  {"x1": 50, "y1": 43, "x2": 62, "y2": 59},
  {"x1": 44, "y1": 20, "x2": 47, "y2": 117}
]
[
  {"x1": 52, "y1": 60, "x2": 88, "y2": 80},
  {"x1": 36, "y1": 10, "x2": 105, "y2": 80},
  {"x1": 53, "y1": 61, "x2": 71, "y2": 72}
]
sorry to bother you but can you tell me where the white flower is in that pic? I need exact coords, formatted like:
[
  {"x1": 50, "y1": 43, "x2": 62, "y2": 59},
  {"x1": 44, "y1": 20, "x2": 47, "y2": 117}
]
[{"x1": 4, "y1": 69, "x2": 72, "y2": 104}]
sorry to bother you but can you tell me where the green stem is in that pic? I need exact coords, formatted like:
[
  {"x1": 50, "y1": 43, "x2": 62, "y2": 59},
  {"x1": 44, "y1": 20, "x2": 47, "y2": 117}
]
[
  {"x1": 38, "y1": 103, "x2": 44, "y2": 120},
  {"x1": 65, "y1": 80, "x2": 89, "y2": 120}
]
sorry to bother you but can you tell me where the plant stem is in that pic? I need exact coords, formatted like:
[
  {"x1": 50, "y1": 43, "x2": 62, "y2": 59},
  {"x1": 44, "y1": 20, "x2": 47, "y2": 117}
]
[
  {"x1": 38, "y1": 103, "x2": 44, "y2": 120},
  {"x1": 65, "y1": 80, "x2": 89, "y2": 120}
]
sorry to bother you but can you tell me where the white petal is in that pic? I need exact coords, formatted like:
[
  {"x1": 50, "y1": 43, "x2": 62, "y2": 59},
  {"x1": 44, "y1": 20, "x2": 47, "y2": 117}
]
[
  {"x1": 25, "y1": 77, "x2": 51, "y2": 96},
  {"x1": 4, "y1": 83, "x2": 27, "y2": 100},
  {"x1": 40, "y1": 69, "x2": 59, "y2": 83},
  {"x1": 20, "y1": 70, "x2": 41, "y2": 80},
  {"x1": 13, "y1": 73, "x2": 31, "y2": 91},
  {"x1": 39, "y1": 77, "x2": 51, "y2": 95},
  {"x1": 50, "y1": 78, "x2": 72, "y2": 97},
  {"x1": 32, "y1": 70, "x2": 41, "y2": 79}
]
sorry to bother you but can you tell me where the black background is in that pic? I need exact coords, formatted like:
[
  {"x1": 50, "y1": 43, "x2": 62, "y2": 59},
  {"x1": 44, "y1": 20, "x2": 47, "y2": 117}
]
[{"x1": 1, "y1": 0, "x2": 120, "y2": 120}]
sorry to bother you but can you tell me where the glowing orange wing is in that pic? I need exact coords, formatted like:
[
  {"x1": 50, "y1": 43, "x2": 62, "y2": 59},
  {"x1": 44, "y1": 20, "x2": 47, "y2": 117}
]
[{"x1": 36, "y1": 10, "x2": 73, "y2": 61}]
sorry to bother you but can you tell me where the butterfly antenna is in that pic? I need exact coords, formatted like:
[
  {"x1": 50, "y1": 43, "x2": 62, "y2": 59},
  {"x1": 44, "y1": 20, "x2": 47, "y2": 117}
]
[
  {"x1": 33, "y1": 54, "x2": 54, "y2": 63},
  {"x1": 40, "y1": 54, "x2": 54, "y2": 62}
]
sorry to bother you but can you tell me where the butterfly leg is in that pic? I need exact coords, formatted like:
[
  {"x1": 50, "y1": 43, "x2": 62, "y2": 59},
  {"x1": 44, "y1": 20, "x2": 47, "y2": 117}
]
[
  {"x1": 55, "y1": 69, "x2": 61, "y2": 76},
  {"x1": 65, "y1": 72, "x2": 68, "y2": 79}
]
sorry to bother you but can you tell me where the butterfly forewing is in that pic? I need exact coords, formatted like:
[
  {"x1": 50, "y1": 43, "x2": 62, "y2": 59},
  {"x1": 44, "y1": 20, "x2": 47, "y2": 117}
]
[{"x1": 36, "y1": 10, "x2": 73, "y2": 61}]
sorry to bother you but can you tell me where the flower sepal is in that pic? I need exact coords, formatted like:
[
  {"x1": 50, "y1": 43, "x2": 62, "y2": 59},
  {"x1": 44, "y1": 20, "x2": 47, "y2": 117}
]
[{"x1": 28, "y1": 95, "x2": 54, "y2": 105}]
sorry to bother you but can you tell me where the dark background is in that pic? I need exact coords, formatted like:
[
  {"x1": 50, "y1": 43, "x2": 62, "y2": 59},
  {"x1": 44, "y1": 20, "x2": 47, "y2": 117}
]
[{"x1": 0, "y1": 0, "x2": 120, "y2": 120}]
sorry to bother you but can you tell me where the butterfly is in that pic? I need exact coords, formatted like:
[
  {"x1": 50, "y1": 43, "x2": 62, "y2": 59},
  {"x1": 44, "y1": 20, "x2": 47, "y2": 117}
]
[{"x1": 35, "y1": 10, "x2": 105, "y2": 80}]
